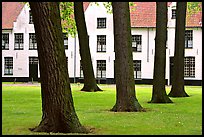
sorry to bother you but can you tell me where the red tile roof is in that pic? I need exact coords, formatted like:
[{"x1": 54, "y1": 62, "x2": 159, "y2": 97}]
[
  {"x1": 83, "y1": 2, "x2": 90, "y2": 11},
  {"x1": 130, "y1": 2, "x2": 202, "y2": 28},
  {"x1": 186, "y1": 9, "x2": 202, "y2": 27},
  {"x1": 130, "y1": 2, "x2": 156, "y2": 27},
  {"x1": 2, "y1": 2, "x2": 25, "y2": 29},
  {"x1": 2, "y1": 2, "x2": 202, "y2": 29}
]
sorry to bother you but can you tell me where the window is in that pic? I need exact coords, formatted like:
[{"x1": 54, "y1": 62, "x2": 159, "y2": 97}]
[
  {"x1": 133, "y1": 60, "x2": 141, "y2": 79},
  {"x1": 97, "y1": 18, "x2": 106, "y2": 28},
  {"x1": 4, "y1": 57, "x2": 13, "y2": 75},
  {"x1": 171, "y1": 9, "x2": 176, "y2": 19},
  {"x1": 66, "y1": 57, "x2": 68, "y2": 66},
  {"x1": 29, "y1": 57, "x2": 38, "y2": 64},
  {"x1": 185, "y1": 30, "x2": 193, "y2": 48},
  {"x1": 132, "y1": 35, "x2": 142, "y2": 52},
  {"x1": 2, "y1": 33, "x2": 9, "y2": 50},
  {"x1": 14, "y1": 33, "x2": 24, "y2": 50},
  {"x1": 63, "y1": 33, "x2": 68, "y2": 49},
  {"x1": 29, "y1": 33, "x2": 37, "y2": 50},
  {"x1": 29, "y1": 10, "x2": 33, "y2": 24},
  {"x1": 96, "y1": 60, "x2": 106, "y2": 78},
  {"x1": 80, "y1": 60, "x2": 83, "y2": 78},
  {"x1": 97, "y1": 35, "x2": 106, "y2": 52},
  {"x1": 184, "y1": 57, "x2": 195, "y2": 77}
]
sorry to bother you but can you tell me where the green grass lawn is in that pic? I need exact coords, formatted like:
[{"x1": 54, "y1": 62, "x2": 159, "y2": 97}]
[{"x1": 2, "y1": 84, "x2": 202, "y2": 135}]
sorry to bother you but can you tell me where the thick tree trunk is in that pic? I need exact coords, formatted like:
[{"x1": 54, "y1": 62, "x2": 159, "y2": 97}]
[
  {"x1": 149, "y1": 2, "x2": 173, "y2": 103},
  {"x1": 74, "y1": 2, "x2": 102, "y2": 92},
  {"x1": 29, "y1": 2, "x2": 88, "y2": 133},
  {"x1": 111, "y1": 2, "x2": 144, "y2": 112},
  {"x1": 168, "y1": 2, "x2": 189, "y2": 97}
]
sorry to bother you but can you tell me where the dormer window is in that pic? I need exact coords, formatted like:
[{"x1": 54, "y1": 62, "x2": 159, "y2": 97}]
[{"x1": 171, "y1": 9, "x2": 176, "y2": 19}]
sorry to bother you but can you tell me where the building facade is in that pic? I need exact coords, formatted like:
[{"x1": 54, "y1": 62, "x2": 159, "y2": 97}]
[{"x1": 2, "y1": 2, "x2": 202, "y2": 85}]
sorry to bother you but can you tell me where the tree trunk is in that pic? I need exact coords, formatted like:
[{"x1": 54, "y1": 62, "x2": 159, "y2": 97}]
[
  {"x1": 111, "y1": 2, "x2": 144, "y2": 112},
  {"x1": 29, "y1": 2, "x2": 88, "y2": 133},
  {"x1": 149, "y1": 2, "x2": 173, "y2": 103},
  {"x1": 74, "y1": 2, "x2": 102, "y2": 92},
  {"x1": 168, "y1": 2, "x2": 189, "y2": 97}
]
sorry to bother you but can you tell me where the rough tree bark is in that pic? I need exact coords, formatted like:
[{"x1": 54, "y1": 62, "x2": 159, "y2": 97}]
[
  {"x1": 74, "y1": 2, "x2": 102, "y2": 92},
  {"x1": 149, "y1": 2, "x2": 173, "y2": 103},
  {"x1": 29, "y1": 2, "x2": 88, "y2": 133},
  {"x1": 111, "y1": 2, "x2": 144, "y2": 112},
  {"x1": 168, "y1": 2, "x2": 189, "y2": 97}
]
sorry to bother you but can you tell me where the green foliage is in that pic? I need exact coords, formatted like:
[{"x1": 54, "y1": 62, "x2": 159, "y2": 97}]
[
  {"x1": 103, "y1": 2, "x2": 112, "y2": 14},
  {"x1": 2, "y1": 84, "x2": 202, "y2": 135},
  {"x1": 94, "y1": 2, "x2": 136, "y2": 14},
  {"x1": 60, "y1": 2, "x2": 76, "y2": 37},
  {"x1": 187, "y1": 2, "x2": 202, "y2": 14},
  {"x1": 25, "y1": 2, "x2": 137, "y2": 37}
]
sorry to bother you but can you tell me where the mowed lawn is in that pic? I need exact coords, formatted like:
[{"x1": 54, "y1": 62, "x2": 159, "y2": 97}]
[{"x1": 2, "y1": 83, "x2": 202, "y2": 135}]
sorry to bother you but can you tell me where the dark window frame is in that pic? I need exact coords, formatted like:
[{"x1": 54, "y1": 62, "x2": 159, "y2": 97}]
[
  {"x1": 29, "y1": 57, "x2": 38, "y2": 64},
  {"x1": 4, "y1": 57, "x2": 13, "y2": 75},
  {"x1": 96, "y1": 60, "x2": 106, "y2": 78},
  {"x1": 63, "y1": 33, "x2": 68, "y2": 50},
  {"x1": 14, "y1": 33, "x2": 24, "y2": 50},
  {"x1": 2, "y1": 33, "x2": 9, "y2": 50},
  {"x1": 97, "y1": 35, "x2": 106, "y2": 52},
  {"x1": 132, "y1": 35, "x2": 142, "y2": 52},
  {"x1": 97, "y1": 18, "x2": 106, "y2": 29},
  {"x1": 171, "y1": 9, "x2": 176, "y2": 19},
  {"x1": 184, "y1": 57, "x2": 195, "y2": 77},
  {"x1": 185, "y1": 30, "x2": 193, "y2": 49},
  {"x1": 133, "y1": 60, "x2": 141, "y2": 79},
  {"x1": 29, "y1": 33, "x2": 37, "y2": 50},
  {"x1": 66, "y1": 57, "x2": 68, "y2": 66},
  {"x1": 29, "y1": 10, "x2": 33, "y2": 24}
]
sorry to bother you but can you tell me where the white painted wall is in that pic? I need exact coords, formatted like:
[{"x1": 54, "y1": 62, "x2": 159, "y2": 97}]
[{"x1": 2, "y1": 2, "x2": 202, "y2": 84}]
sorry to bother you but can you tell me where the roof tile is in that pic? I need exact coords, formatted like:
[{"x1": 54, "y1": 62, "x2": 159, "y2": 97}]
[
  {"x1": 2, "y1": 2, "x2": 202, "y2": 29},
  {"x1": 2, "y1": 2, "x2": 25, "y2": 29}
]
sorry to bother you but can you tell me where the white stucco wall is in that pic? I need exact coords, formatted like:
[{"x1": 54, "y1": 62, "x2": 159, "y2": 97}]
[{"x1": 2, "y1": 2, "x2": 202, "y2": 84}]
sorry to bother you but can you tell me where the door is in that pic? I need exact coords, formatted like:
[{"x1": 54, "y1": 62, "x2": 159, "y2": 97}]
[{"x1": 29, "y1": 57, "x2": 38, "y2": 81}]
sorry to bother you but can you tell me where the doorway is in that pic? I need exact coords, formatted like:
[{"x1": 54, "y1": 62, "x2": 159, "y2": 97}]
[
  {"x1": 29, "y1": 57, "x2": 38, "y2": 82},
  {"x1": 169, "y1": 57, "x2": 174, "y2": 85}
]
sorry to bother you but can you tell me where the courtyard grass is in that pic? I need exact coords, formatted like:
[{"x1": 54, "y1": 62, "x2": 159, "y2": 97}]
[{"x1": 2, "y1": 84, "x2": 202, "y2": 135}]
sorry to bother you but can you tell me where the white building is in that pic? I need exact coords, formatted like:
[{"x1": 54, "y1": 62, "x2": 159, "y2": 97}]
[{"x1": 2, "y1": 2, "x2": 202, "y2": 85}]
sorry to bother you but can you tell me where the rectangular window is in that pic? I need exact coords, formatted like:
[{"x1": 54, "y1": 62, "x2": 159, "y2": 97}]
[
  {"x1": 97, "y1": 18, "x2": 106, "y2": 28},
  {"x1": 171, "y1": 9, "x2": 176, "y2": 19},
  {"x1": 14, "y1": 33, "x2": 24, "y2": 50},
  {"x1": 2, "y1": 33, "x2": 9, "y2": 50},
  {"x1": 29, "y1": 57, "x2": 38, "y2": 64},
  {"x1": 80, "y1": 60, "x2": 83, "y2": 78},
  {"x1": 97, "y1": 35, "x2": 106, "y2": 52},
  {"x1": 184, "y1": 57, "x2": 195, "y2": 77},
  {"x1": 132, "y1": 35, "x2": 142, "y2": 52},
  {"x1": 29, "y1": 33, "x2": 37, "y2": 50},
  {"x1": 4, "y1": 57, "x2": 13, "y2": 75},
  {"x1": 29, "y1": 10, "x2": 33, "y2": 24},
  {"x1": 66, "y1": 57, "x2": 68, "y2": 66},
  {"x1": 133, "y1": 60, "x2": 141, "y2": 79},
  {"x1": 63, "y1": 33, "x2": 68, "y2": 49},
  {"x1": 185, "y1": 30, "x2": 193, "y2": 48},
  {"x1": 96, "y1": 60, "x2": 106, "y2": 78}
]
